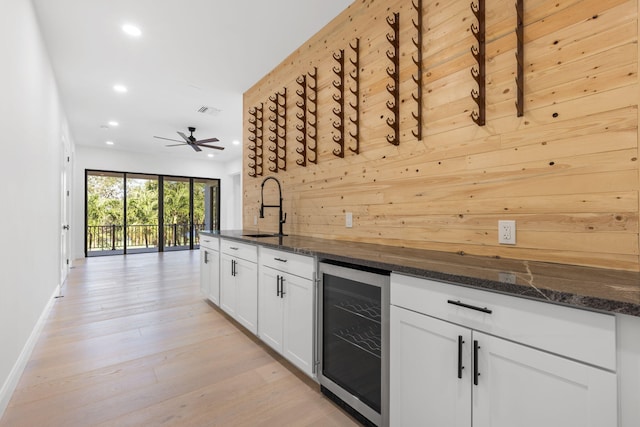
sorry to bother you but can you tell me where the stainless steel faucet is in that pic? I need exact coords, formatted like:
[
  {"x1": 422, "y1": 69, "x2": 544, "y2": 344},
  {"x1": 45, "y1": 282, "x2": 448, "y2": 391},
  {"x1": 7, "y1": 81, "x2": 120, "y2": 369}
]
[{"x1": 260, "y1": 176, "x2": 287, "y2": 236}]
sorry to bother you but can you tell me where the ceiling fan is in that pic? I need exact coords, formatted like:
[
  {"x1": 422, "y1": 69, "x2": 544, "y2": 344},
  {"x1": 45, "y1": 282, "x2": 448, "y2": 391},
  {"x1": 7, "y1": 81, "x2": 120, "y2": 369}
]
[{"x1": 154, "y1": 127, "x2": 224, "y2": 152}]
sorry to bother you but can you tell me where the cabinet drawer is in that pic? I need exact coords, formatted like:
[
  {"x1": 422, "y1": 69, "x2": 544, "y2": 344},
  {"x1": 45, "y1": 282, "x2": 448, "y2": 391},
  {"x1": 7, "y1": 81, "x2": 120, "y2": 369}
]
[
  {"x1": 220, "y1": 239, "x2": 257, "y2": 263},
  {"x1": 391, "y1": 273, "x2": 616, "y2": 371},
  {"x1": 199, "y1": 235, "x2": 219, "y2": 251},
  {"x1": 259, "y1": 247, "x2": 314, "y2": 279}
]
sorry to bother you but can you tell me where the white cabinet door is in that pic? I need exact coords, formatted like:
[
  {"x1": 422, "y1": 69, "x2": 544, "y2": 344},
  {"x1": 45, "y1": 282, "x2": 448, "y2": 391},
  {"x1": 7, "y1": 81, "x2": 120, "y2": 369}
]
[
  {"x1": 219, "y1": 253, "x2": 236, "y2": 317},
  {"x1": 282, "y1": 272, "x2": 314, "y2": 377},
  {"x1": 200, "y1": 248, "x2": 210, "y2": 297},
  {"x1": 473, "y1": 331, "x2": 617, "y2": 427},
  {"x1": 390, "y1": 306, "x2": 471, "y2": 427},
  {"x1": 207, "y1": 249, "x2": 220, "y2": 306},
  {"x1": 258, "y1": 267, "x2": 284, "y2": 352},
  {"x1": 234, "y1": 258, "x2": 258, "y2": 334}
]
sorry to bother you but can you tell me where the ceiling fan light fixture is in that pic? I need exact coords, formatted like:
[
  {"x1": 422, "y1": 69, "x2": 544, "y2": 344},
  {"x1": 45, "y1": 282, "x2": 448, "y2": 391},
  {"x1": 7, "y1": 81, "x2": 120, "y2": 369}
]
[
  {"x1": 154, "y1": 127, "x2": 224, "y2": 152},
  {"x1": 122, "y1": 24, "x2": 142, "y2": 37}
]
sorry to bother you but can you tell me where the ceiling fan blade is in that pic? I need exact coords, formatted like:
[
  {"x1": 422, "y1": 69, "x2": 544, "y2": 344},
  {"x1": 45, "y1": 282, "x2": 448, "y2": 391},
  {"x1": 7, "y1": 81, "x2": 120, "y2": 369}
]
[
  {"x1": 198, "y1": 144, "x2": 225, "y2": 150},
  {"x1": 194, "y1": 137, "x2": 220, "y2": 144},
  {"x1": 191, "y1": 144, "x2": 202, "y2": 152},
  {"x1": 165, "y1": 143, "x2": 188, "y2": 147},
  {"x1": 154, "y1": 136, "x2": 184, "y2": 143},
  {"x1": 177, "y1": 131, "x2": 191, "y2": 143}
]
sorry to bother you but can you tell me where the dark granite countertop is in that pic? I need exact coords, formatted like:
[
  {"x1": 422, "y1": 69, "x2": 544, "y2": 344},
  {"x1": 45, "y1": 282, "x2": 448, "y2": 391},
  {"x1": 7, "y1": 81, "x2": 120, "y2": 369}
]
[{"x1": 200, "y1": 230, "x2": 640, "y2": 317}]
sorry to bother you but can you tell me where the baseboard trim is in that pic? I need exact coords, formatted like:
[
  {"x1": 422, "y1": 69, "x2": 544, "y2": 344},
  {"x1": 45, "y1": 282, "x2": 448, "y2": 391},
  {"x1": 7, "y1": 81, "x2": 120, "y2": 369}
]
[{"x1": 0, "y1": 284, "x2": 60, "y2": 419}]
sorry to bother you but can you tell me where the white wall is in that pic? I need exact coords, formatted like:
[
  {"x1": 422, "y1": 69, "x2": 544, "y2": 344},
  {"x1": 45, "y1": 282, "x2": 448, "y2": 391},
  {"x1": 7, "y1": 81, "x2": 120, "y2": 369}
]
[
  {"x1": 72, "y1": 146, "x2": 243, "y2": 259},
  {"x1": 0, "y1": 0, "x2": 73, "y2": 417}
]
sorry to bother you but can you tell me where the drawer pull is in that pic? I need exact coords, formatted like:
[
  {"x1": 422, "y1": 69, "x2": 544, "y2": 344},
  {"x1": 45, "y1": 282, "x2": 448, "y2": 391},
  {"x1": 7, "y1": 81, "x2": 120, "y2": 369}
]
[
  {"x1": 447, "y1": 299, "x2": 492, "y2": 314},
  {"x1": 229, "y1": 246, "x2": 239, "y2": 250},
  {"x1": 274, "y1": 257, "x2": 288, "y2": 263}
]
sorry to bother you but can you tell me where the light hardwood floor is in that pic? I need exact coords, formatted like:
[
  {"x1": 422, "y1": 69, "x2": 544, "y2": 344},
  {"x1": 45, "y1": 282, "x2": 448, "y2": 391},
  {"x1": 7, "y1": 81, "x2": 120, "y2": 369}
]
[{"x1": 0, "y1": 251, "x2": 359, "y2": 426}]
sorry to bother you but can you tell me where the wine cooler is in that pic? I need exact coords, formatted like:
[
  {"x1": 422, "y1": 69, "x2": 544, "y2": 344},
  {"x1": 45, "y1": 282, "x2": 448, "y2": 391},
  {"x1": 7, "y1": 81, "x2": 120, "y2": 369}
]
[{"x1": 317, "y1": 261, "x2": 390, "y2": 427}]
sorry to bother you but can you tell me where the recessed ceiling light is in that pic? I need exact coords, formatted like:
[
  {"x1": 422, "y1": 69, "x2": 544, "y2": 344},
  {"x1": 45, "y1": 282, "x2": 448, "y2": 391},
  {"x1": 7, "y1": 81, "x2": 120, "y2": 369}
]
[
  {"x1": 108, "y1": 121, "x2": 119, "y2": 127},
  {"x1": 232, "y1": 140, "x2": 240, "y2": 146},
  {"x1": 122, "y1": 24, "x2": 142, "y2": 37},
  {"x1": 208, "y1": 154, "x2": 214, "y2": 158},
  {"x1": 105, "y1": 141, "x2": 114, "y2": 145},
  {"x1": 113, "y1": 84, "x2": 128, "y2": 93}
]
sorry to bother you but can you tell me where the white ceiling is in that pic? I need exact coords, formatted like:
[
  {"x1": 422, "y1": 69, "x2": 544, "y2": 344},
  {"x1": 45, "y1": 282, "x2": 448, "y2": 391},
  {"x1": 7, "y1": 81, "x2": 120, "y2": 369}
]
[{"x1": 32, "y1": 0, "x2": 352, "y2": 163}]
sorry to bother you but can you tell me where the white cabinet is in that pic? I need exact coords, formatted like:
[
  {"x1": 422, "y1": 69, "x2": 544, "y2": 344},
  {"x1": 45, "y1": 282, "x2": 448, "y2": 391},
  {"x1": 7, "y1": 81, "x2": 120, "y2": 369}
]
[
  {"x1": 390, "y1": 273, "x2": 618, "y2": 427},
  {"x1": 258, "y1": 247, "x2": 315, "y2": 377},
  {"x1": 199, "y1": 236, "x2": 220, "y2": 305},
  {"x1": 390, "y1": 306, "x2": 470, "y2": 427},
  {"x1": 473, "y1": 331, "x2": 617, "y2": 427},
  {"x1": 220, "y1": 239, "x2": 258, "y2": 334}
]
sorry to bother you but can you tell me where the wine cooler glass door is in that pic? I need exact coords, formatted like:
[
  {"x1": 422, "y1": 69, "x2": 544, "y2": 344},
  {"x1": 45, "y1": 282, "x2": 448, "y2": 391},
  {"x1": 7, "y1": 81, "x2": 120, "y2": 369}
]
[{"x1": 320, "y1": 261, "x2": 389, "y2": 425}]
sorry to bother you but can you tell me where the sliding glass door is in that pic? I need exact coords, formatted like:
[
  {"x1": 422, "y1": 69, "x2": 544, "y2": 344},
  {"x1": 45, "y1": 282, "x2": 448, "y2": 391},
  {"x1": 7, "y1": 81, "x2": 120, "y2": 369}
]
[
  {"x1": 162, "y1": 176, "x2": 191, "y2": 251},
  {"x1": 193, "y1": 178, "x2": 220, "y2": 246},
  {"x1": 126, "y1": 174, "x2": 159, "y2": 254},
  {"x1": 86, "y1": 171, "x2": 125, "y2": 255},
  {"x1": 85, "y1": 170, "x2": 220, "y2": 257}
]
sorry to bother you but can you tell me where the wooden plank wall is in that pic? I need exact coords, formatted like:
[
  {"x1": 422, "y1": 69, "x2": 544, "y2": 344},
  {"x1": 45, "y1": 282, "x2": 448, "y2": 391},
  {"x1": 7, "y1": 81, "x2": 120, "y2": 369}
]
[{"x1": 243, "y1": 0, "x2": 639, "y2": 271}]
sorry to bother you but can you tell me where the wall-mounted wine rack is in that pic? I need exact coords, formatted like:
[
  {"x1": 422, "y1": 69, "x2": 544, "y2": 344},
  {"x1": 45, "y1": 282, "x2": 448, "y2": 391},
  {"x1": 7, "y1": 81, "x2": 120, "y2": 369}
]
[
  {"x1": 307, "y1": 67, "x2": 318, "y2": 164},
  {"x1": 411, "y1": 0, "x2": 423, "y2": 141},
  {"x1": 348, "y1": 38, "x2": 360, "y2": 154},
  {"x1": 515, "y1": 0, "x2": 524, "y2": 117},
  {"x1": 295, "y1": 74, "x2": 308, "y2": 166},
  {"x1": 470, "y1": 0, "x2": 486, "y2": 126},
  {"x1": 268, "y1": 88, "x2": 287, "y2": 172},
  {"x1": 295, "y1": 67, "x2": 319, "y2": 166},
  {"x1": 247, "y1": 103, "x2": 263, "y2": 177},
  {"x1": 332, "y1": 49, "x2": 345, "y2": 158},
  {"x1": 386, "y1": 12, "x2": 400, "y2": 146}
]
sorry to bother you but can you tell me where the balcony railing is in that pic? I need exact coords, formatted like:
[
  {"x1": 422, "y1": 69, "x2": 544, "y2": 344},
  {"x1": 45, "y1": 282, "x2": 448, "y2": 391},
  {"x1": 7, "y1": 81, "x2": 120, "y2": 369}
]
[{"x1": 87, "y1": 223, "x2": 206, "y2": 252}]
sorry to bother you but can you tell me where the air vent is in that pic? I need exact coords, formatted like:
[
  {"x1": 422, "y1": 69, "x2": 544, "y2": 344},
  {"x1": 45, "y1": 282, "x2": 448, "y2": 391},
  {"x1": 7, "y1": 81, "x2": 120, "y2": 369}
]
[{"x1": 197, "y1": 106, "x2": 222, "y2": 116}]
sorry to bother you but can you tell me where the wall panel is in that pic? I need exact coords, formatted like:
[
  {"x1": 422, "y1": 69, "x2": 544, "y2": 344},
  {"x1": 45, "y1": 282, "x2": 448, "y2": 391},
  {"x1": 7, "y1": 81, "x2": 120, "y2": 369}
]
[{"x1": 243, "y1": 0, "x2": 639, "y2": 271}]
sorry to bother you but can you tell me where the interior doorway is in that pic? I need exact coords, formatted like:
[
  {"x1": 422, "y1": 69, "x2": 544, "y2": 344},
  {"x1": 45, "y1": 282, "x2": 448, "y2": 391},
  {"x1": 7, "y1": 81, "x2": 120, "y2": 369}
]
[{"x1": 60, "y1": 136, "x2": 71, "y2": 285}]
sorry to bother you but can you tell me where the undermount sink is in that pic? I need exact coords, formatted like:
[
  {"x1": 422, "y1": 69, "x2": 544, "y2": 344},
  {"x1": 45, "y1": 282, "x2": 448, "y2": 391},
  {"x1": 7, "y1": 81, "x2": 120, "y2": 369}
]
[{"x1": 242, "y1": 233, "x2": 280, "y2": 238}]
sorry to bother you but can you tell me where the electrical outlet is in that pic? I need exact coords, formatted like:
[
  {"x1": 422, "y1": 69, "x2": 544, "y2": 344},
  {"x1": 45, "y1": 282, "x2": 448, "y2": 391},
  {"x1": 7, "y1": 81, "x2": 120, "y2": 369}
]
[
  {"x1": 498, "y1": 271, "x2": 517, "y2": 284},
  {"x1": 346, "y1": 212, "x2": 353, "y2": 228},
  {"x1": 498, "y1": 220, "x2": 516, "y2": 245}
]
